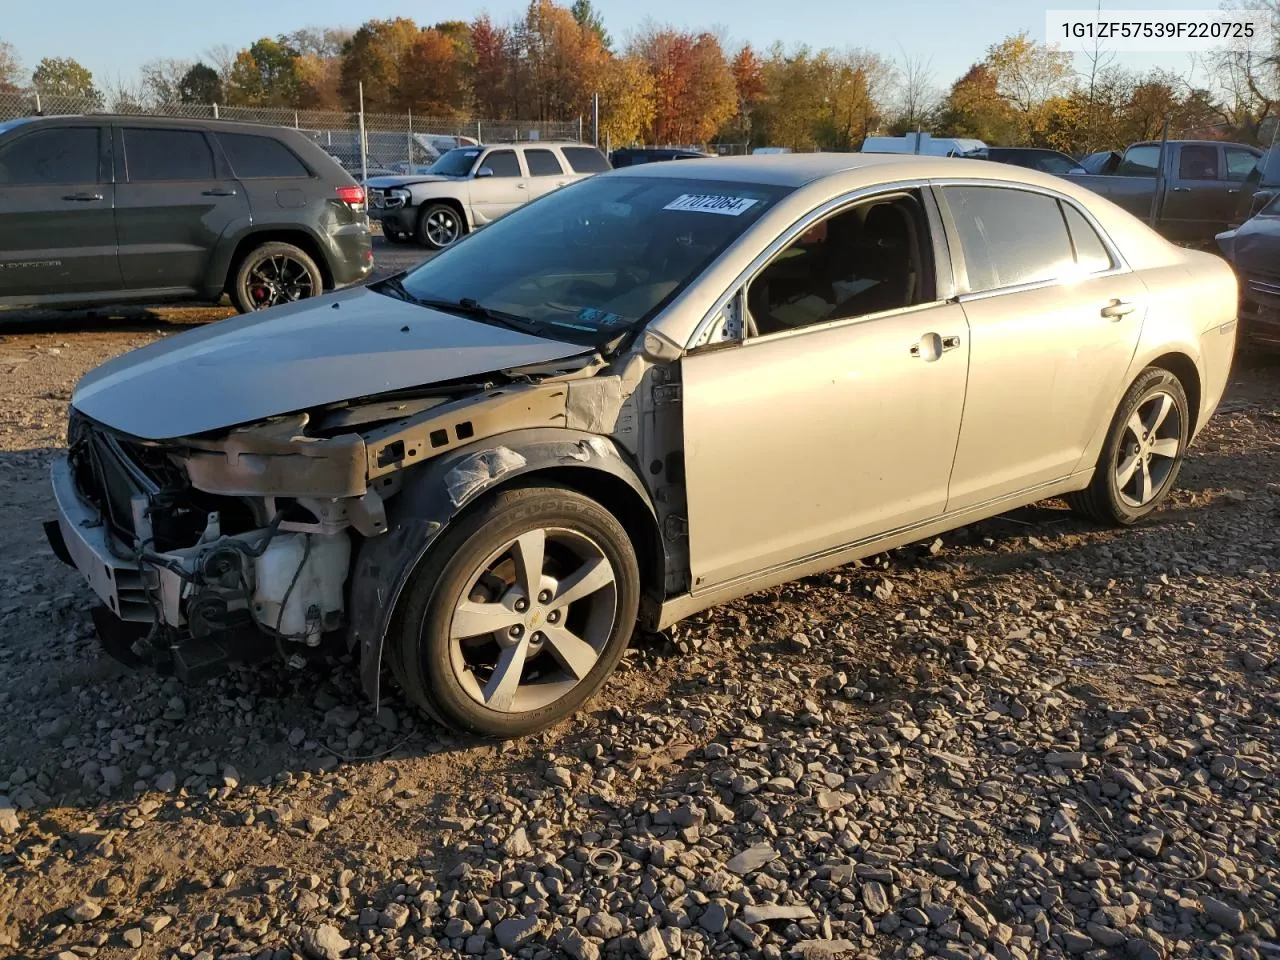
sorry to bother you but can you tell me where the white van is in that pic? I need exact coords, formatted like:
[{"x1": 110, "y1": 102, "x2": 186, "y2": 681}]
[{"x1": 861, "y1": 133, "x2": 987, "y2": 158}]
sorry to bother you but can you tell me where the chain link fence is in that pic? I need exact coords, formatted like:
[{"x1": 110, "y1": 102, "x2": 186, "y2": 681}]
[{"x1": 0, "y1": 90, "x2": 586, "y2": 176}]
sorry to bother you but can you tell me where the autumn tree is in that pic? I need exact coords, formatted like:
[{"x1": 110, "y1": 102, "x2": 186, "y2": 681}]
[
  {"x1": 398, "y1": 28, "x2": 468, "y2": 116},
  {"x1": 597, "y1": 54, "x2": 655, "y2": 146},
  {"x1": 513, "y1": 0, "x2": 606, "y2": 122},
  {"x1": 983, "y1": 31, "x2": 1073, "y2": 141},
  {"x1": 470, "y1": 16, "x2": 513, "y2": 119},
  {"x1": 727, "y1": 44, "x2": 765, "y2": 141},
  {"x1": 571, "y1": 0, "x2": 611, "y2": 52},
  {"x1": 178, "y1": 63, "x2": 223, "y2": 104},
  {"x1": 937, "y1": 63, "x2": 1020, "y2": 144},
  {"x1": 339, "y1": 17, "x2": 419, "y2": 112},
  {"x1": 225, "y1": 39, "x2": 301, "y2": 107},
  {"x1": 0, "y1": 40, "x2": 21, "y2": 92},
  {"x1": 632, "y1": 27, "x2": 735, "y2": 145},
  {"x1": 31, "y1": 57, "x2": 102, "y2": 106}
]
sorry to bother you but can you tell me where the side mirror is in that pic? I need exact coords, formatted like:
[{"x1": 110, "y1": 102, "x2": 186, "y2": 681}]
[{"x1": 476, "y1": 167, "x2": 494, "y2": 178}]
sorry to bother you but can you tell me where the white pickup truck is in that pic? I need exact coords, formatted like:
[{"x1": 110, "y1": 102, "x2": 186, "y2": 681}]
[{"x1": 366, "y1": 142, "x2": 613, "y2": 249}]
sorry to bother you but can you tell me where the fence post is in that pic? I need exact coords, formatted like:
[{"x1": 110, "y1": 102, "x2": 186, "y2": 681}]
[
  {"x1": 34, "y1": 90, "x2": 40, "y2": 114},
  {"x1": 358, "y1": 82, "x2": 367, "y2": 184},
  {"x1": 1150, "y1": 116, "x2": 1170, "y2": 229},
  {"x1": 592, "y1": 94, "x2": 599, "y2": 146},
  {"x1": 212, "y1": 102, "x2": 219, "y2": 120},
  {"x1": 294, "y1": 111, "x2": 299, "y2": 129},
  {"x1": 407, "y1": 109, "x2": 413, "y2": 170},
  {"x1": 477, "y1": 121, "x2": 482, "y2": 142}
]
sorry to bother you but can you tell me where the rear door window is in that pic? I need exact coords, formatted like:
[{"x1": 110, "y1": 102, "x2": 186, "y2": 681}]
[
  {"x1": 482, "y1": 150, "x2": 521, "y2": 177},
  {"x1": 524, "y1": 149, "x2": 564, "y2": 176},
  {"x1": 218, "y1": 133, "x2": 310, "y2": 179},
  {"x1": 1225, "y1": 147, "x2": 1260, "y2": 182},
  {"x1": 123, "y1": 128, "x2": 215, "y2": 181},
  {"x1": 943, "y1": 185, "x2": 1076, "y2": 293},
  {"x1": 1177, "y1": 144, "x2": 1219, "y2": 180},
  {"x1": 0, "y1": 126, "x2": 99, "y2": 184},
  {"x1": 562, "y1": 146, "x2": 611, "y2": 173}
]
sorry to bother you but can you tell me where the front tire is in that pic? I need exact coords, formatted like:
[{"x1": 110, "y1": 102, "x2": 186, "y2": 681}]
[
  {"x1": 1067, "y1": 367, "x2": 1190, "y2": 525},
  {"x1": 416, "y1": 203, "x2": 466, "y2": 250},
  {"x1": 388, "y1": 484, "x2": 640, "y2": 738},
  {"x1": 231, "y1": 242, "x2": 323, "y2": 313},
  {"x1": 382, "y1": 228, "x2": 413, "y2": 245}
]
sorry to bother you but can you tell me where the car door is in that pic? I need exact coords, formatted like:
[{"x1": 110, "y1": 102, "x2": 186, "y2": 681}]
[
  {"x1": 523, "y1": 147, "x2": 570, "y2": 199},
  {"x1": 0, "y1": 121, "x2": 120, "y2": 300},
  {"x1": 468, "y1": 148, "x2": 528, "y2": 222},
  {"x1": 1161, "y1": 143, "x2": 1233, "y2": 241},
  {"x1": 114, "y1": 125, "x2": 250, "y2": 294},
  {"x1": 1224, "y1": 145, "x2": 1261, "y2": 222},
  {"x1": 937, "y1": 183, "x2": 1146, "y2": 512},
  {"x1": 680, "y1": 187, "x2": 971, "y2": 591}
]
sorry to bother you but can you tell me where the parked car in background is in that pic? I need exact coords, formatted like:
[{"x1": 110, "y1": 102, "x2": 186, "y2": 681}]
[
  {"x1": 1217, "y1": 193, "x2": 1280, "y2": 349},
  {"x1": 984, "y1": 147, "x2": 1086, "y2": 175},
  {"x1": 861, "y1": 134, "x2": 988, "y2": 157},
  {"x1": 609, "y1": 147, "x2": 713, "y2": 167},
  {"x1": 365, "y1": 142, "x2": 612, "y2": 249},
  {"x1": 1063, "y1": 139, "x2": 1261, "y2": 245},
  {"x1": 1080, "y1": 150, "x2": 1121, "y2": 174},
  {"x1": 48, "y1": 153, "x2": 1237, "y2": 737},
  {"x1": 0, "y1": 115, "x2": 373, "y2": 313},
  {"x1": 1231, "y1": 144, "x2": 1280, "y2": 225}
]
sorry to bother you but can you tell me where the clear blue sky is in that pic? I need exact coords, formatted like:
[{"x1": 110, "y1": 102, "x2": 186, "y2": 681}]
[{"x1": 3, "y1": 0, "x2": 1214, "y2": 93}]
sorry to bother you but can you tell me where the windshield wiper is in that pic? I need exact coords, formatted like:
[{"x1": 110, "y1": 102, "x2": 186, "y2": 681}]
[{"x1": 409, "y1": 296, "x2": 541, "y2": 335}]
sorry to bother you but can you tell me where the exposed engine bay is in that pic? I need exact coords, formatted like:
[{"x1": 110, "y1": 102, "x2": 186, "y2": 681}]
[{"x1": 52, "y1": 343, "x2": 688, "y2": 685}]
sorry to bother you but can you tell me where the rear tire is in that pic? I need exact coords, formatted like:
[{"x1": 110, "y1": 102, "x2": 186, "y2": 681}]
[
  {"x1": 1067, "y1": 367, "x2": 1190, "y2": 526},
  {"x1": 388, "y1": 484, "x2": 639, "y2": 738},
  {"x1": 383, "y1": 229, "x2": 413, "y2": 245},
  {"x1": 416, "y1": 203, "x2": 466, "y2": 250},
  {"x1": 231, "y1": 241, "x2": 323, "y2": 314}
]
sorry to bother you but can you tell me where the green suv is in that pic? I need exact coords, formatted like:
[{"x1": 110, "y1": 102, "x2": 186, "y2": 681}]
[{"x1": 0, "y1": 114, "x2": 374, "y2": 313}]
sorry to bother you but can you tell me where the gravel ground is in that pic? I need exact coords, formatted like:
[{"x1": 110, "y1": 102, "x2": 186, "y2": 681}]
[{"x1": 0, "y1": 270, "x2": 1277, "y2": 960}]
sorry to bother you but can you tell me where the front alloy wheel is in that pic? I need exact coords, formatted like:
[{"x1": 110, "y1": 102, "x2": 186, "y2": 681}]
[
  {"x1": 389, "y1": 484, "x2": 639, "y2": 737},
  {"x1": 417, "y1": 203, "x2": 465, "y2": 250}
]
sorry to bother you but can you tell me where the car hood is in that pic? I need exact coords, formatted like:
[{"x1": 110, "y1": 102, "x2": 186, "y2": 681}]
[
  {"x1": 71, "y1": 285, "x2": 588, "y2": 441},
  {"x1": 1222, "y1": 215, "x2": 1280, "y2": 273},
  {"x1": 365, "y1": 174, "x2": 462, "y2": 188}
]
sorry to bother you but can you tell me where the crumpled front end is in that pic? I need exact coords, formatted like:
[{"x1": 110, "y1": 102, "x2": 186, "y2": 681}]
[{"x1": 48, "y1": 408, "x2": 371, "y2": 676}]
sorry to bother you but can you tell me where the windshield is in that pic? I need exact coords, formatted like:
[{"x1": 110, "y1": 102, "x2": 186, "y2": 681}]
[
  {"x1": 428, "y1": 148, "x2": 482, "y2": 177},
  {"x1": 390, "y1": 175, "x2": 790, "y2": 345}
]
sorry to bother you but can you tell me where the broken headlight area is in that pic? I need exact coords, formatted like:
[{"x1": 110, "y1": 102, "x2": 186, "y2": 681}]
[{"x1": 64, "y1": 410, "x2": 356, "y2": 674}]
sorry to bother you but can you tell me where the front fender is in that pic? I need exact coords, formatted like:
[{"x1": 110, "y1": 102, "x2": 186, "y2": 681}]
[
  {"x1": 409, "y1": 186, "x2": 474, "y2": 229},
  {"x1": 349, "y1": 428, "x2": 657, "y2": 703}
]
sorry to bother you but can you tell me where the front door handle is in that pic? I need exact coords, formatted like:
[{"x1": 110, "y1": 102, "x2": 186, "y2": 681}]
[
  {"x1": 202, "y1": 187, "x2": 237, "y2": 197},
  {"x1": 1101, "y1": 299, "x2": 1137, "y2": 320},
  {"x1": 910, "y1": 332, "x2": 960, "y2": 361},
  {"x1": 1227, "y1": 188, "x2": 1240, "y2": 194},
  {"x1": 1170, "y1": 186, "x2": 1191, "y2": 192},
  {"x1": 516, "y1": 183, "x2": 527, "y2": 189},
  {"x1": 63, "y1": 192, "x2": 103, "y2": 201}
]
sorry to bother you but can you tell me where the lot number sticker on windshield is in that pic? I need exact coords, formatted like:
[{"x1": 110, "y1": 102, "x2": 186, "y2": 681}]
[{"x1": 663, "y1": 194, "x2": 759, "y2": 216}]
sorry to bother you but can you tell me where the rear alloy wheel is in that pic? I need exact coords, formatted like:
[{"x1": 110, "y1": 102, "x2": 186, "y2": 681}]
[
  {"x1": 1067, "y1": 367, "x2": 1190, "y2": 525},
  {"x1": 417, "y1": 203, "x2": 466, "y2": 250},
  {"x1": 232, "y1": 242, "x2": 323, "y2": 313},
  {"x1": 389, "y1": 484, "x2": 639, "y2": 738}
]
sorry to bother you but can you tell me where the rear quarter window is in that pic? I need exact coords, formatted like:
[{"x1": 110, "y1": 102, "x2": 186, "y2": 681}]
[
  {"x1": 218, "y1": 133, "x2": 311, "y2": 179},
  {"x1": 562, "y1": 146, "x2": 611, "y2": 173}
]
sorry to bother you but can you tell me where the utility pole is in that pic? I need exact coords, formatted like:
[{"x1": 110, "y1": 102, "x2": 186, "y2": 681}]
[
  {"x1": 358, "y1": 81, "x2": 367, "y2": 185},
  {"x1": 1150, "y1": 116, "x2": 1169, "y2": 229}
]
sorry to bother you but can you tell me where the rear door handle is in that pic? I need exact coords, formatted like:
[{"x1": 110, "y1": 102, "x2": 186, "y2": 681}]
[
  {"x1": 63, "y1": 192, "x2": 103, "y2": 201},
  {"x1": 1171, "y1": 186, "x2": 1191, "y2": 192},
  {"x1": 516, "y1": 183, "x2": 527, "y2": 189},
  {"x1": 202, "y1": 187, "x2": 237, "y2": 197},
  {"x1": 1227, "y1": 188, "x2": 1240, "y2": 194},
  {"x1": 1101, "y1": 299, "x2": 1137, "y2": 320}
]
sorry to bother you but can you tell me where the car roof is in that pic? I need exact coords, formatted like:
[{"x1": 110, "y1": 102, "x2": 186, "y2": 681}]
[
  {"x1": 12, "y1": 113, "x2": 306, "y2": 136},
  {"x1": 599, "y1": 152, "x2": 1083, "y2": 188}
]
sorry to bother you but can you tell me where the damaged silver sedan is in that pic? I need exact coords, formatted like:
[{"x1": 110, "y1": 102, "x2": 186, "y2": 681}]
[{"x1": 48, "y1": 155, "x2": 1238, "y2": 737}]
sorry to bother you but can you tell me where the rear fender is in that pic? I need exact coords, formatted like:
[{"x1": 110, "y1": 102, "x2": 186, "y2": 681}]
[{"x1": 349, "y1": 428, "x2": 660, "y2": 703}]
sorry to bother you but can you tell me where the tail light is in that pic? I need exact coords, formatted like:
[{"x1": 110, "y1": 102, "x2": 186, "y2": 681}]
[{"x1": 336, "y1": 185, "x2": 366, "y2": 209}]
